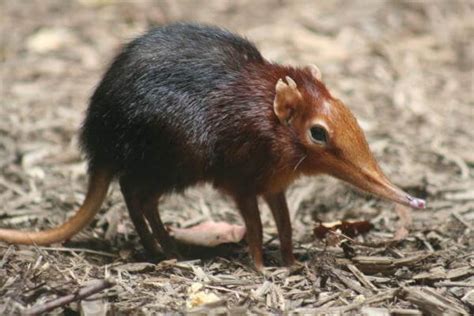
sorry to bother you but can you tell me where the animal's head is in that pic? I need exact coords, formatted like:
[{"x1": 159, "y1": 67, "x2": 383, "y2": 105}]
[{"x1": 273, "y1": 65, "x2": 425, "y2": 209}]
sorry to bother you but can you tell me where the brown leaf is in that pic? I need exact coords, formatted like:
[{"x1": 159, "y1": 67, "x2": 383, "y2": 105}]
[
  {"x1": 168, "y1": 221, "x2": 246, "y2": 247},
  {"x1": 313, "y1": 220, "x2": 374, "y2": 240}
]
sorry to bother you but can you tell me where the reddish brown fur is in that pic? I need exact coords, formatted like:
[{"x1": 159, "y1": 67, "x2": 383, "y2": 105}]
[{"x1": 0, "y1": 24, "x2": 424, "y2": 270}]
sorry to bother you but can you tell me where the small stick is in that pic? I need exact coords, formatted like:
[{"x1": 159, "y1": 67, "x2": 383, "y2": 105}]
[
  {"x1": 434, "y1": 281, "x2": 474, "y2": 288},
  {"x1": 23, "y1": 278, "x2": 115, "y2": 316},
  {"x1": 0, "y1": 245, "x2": 15, "y2": 269},
  {"x1": 0, "y1": 244, "x2": 117, "y2": 258},
  {"x1": 450, "y1": 211, "x2": 473, "y2": 229},
  {"x1": 327, "y1": 230, "x2": 398, "y2": 248},
  {"x1": 347, "y1": 264, "x2": 378, "y2": 292},
  {"x1": 35, "y1": 246, "x2": 117, "y2": 257}
]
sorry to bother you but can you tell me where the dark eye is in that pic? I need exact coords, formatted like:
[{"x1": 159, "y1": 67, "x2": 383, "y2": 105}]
[{"x1": 309, "y1": 125, "x2": 328, "y2": 145}]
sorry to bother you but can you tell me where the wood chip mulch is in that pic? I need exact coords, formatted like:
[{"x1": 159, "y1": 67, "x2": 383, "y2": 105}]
[{"x1": 1, "y1": 0, "x2": 473, "y2": 314}]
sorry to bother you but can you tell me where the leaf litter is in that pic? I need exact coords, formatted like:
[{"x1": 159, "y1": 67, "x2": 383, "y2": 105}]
[{"x1": 0, "y1": 0, "x2": 473, "y2": 314}]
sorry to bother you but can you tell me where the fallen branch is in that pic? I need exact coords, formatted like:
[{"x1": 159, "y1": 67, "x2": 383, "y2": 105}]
[{"x1": 23, "y1": 278, "x2": 115, "y2": 316}]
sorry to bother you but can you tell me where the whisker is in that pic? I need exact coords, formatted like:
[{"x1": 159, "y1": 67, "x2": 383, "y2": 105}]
[{"x1": 293, "y1": 154, "x2": 306, "y2": 171}]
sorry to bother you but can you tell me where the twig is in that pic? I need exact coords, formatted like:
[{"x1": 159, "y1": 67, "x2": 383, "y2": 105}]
[
  {"x1": 328, "y1": 230, "x2": 399, "y2": 248},
  {"x1": 0, "y1": 245, "x2": 15, "y2": 269},
  {"x1": 450, "y1": 211, "x2": 473, "y2": 229},
  {"x1": 431, "y1": 144, "x2": 470, "y2": 179},
  {"x1": 23, "y1": 278, "x2": 115, "y2": 316},
  {"x1": 0, "y1": 244, "x2": 117, "y2": 257},
  {"x1": 313, "y1": 292, "x2": 341, "y2": 307},
  {"x1": 0, "y1": 177, "x2": 28, "y2": 196},
  {"x1": 295, "y1": 289, "x2": 396, "y2": 314},
  {"x1": 331, "y1": 267, "x2": 368, "y2": 295},
  {"x1": 347, "y1": 264, "x2": 378, "y2": 292},
  {"x1": 434, "y1": 281, "x2": 474, "y2": 288},
  {"x1": 204, "y1": 284, "x2": 247, "y2": 296},
  {"x1": 398, "y1": 286, "x2": 469, "y2": 315},
  {"x1": 35, "y1": 246, "x2": 117, "y2": 257}
]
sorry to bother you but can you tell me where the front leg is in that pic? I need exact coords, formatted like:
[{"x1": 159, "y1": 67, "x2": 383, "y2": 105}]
[
  {"x1": 264, "y1": 191, "x2": 295, "y2": 266},
  {"x1": 233, "y1": 193, "x2": 264, "y2": 270}
]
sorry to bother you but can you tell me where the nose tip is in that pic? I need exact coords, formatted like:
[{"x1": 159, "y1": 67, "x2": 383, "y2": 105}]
[{"x1": 407, "y1": 196, "x2": 426, "y2": 209}]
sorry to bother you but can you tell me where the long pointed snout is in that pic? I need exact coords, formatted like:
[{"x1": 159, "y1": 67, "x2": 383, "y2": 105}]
[
  {"x1": 361, "y1": 170, "x2": 426, "y2": 209},
  {"x1": 335, "y1": 164, "x2": 426, "y2": 209},
  {"x1": 318, "y1": 98, "x2": 426, "y2": 209}
]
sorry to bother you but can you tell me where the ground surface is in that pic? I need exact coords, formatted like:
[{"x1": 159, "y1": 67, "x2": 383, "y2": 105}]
[{"x1": 0, "y1": 0, "x2": 473, "y2": 314}]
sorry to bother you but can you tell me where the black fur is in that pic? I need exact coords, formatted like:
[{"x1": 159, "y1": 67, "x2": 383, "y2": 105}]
[{"x1": 80, "y1": 23, "x2": 303, "y2": 194}]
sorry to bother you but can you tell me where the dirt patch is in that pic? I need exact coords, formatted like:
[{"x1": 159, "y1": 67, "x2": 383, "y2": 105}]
[{"x1": 1, "y1": 0, "x2": 473, "y2": 314}]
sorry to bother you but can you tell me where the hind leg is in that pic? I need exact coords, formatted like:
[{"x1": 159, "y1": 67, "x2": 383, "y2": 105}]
[
  {"x1": 141, "y1": 191, "x2": 181, "y2": 259},
  {"x1": 120, "y1": 178, "x2": 161, "y2": 258},
  {"x1": 120, "y1": 176, "x2": 181, "y2": 259}
]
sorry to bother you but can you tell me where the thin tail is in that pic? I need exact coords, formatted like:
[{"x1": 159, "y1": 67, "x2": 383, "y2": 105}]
[{"x1": 0, "y1": 168, "x2": 113, "y2": 245}]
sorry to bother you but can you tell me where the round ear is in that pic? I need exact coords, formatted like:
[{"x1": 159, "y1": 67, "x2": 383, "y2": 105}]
[
  {"x1": 306, "y1": 64, "x2": 322, "y2": 81},
  {"x1": 273, "y1": 76, "x2": 302, "y2": 124}
]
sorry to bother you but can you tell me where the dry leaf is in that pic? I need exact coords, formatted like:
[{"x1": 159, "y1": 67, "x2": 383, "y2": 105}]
[
  {"x1": 186, "y1": 282, "x2": 220, "y2": 308},
  {"x1": 111, "y1": 262, "x2": 156, "y2": 273},
  {"x1": 26, "y1": 28, "x2": 74, "y2": 53},
  {"x1": 314, "y1": 220, "x2": 374, "y2": 240},
  {"x1": 168, "y1": 221, "x2": 246, "y2": 247}
]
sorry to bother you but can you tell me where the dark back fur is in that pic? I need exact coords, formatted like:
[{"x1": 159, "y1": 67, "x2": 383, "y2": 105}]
[{"x1": 80, "y1": 23, "x2": 310, "y2": 195}]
